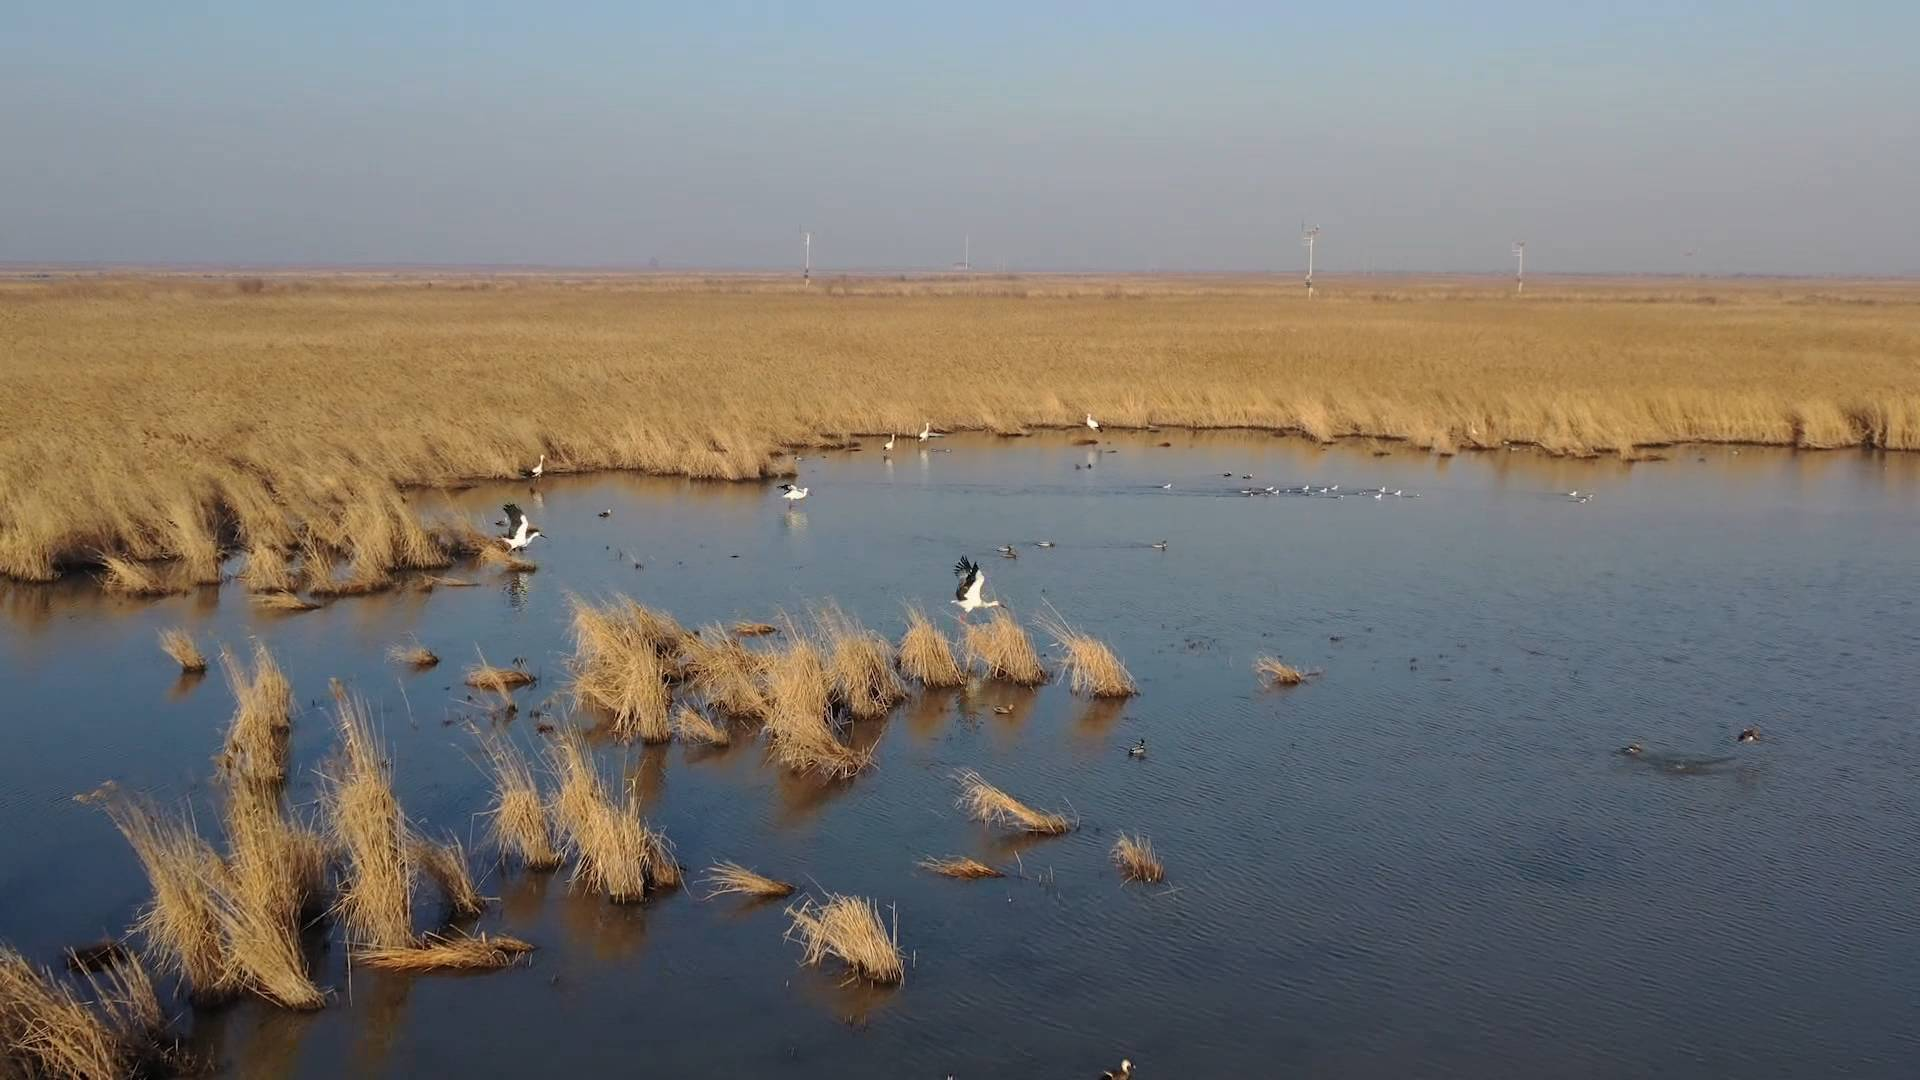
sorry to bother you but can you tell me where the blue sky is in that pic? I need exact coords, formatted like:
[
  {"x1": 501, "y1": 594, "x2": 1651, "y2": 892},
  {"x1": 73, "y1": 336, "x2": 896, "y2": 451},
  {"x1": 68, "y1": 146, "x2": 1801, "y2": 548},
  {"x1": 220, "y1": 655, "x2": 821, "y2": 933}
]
[{"x1": 2, "y1": 2, "x2": 1915, "y2": 272}]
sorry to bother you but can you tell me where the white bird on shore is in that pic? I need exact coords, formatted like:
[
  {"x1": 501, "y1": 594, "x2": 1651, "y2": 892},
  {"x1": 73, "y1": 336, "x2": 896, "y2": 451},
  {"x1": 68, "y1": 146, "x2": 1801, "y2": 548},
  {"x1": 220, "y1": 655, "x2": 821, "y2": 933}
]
[
  {"x1": 883, "y1": 432, "x2": 896, "y2": 451},
  {"x1": 523, "y1": 453, "x2": 545, "y2": 480},
  {"x1": 919, "y1": 422, "x2": 944, "y2": 442},
  {"x1": 1086, "y1": 412, "x2": 1101, "y2": 431},
  {"x1": 952, "y1": 556, "x2": 1001, "y2": 616},
  {"x1": 498, "y1": 503, "x2": 544, "y2": 551},
  {"x1": 778, "y1": 483, "x2": 809, "y2": 503}
]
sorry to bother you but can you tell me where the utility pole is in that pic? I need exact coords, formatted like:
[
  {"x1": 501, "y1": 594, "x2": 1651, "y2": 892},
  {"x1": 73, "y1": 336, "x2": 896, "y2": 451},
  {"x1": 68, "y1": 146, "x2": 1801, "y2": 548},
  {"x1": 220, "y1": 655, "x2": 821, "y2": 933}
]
[
  {"x1": 1512, "y1": 240, "x2": 1526, "y2": 295},
  {"x1": 1301, "y1": 225, "x2": 1320, "y2": 299},
  {"x1": 802, "y1": 230, "x2": 812, "y2": 285},
  {"x1": 964, "y1": 234, "x2": 971, "y2": 272}
]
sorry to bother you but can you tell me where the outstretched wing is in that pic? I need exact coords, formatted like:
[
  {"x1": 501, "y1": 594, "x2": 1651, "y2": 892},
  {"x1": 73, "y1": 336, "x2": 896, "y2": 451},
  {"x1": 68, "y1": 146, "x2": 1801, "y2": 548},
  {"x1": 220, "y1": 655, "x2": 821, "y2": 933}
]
[
  {"x1": 953, "y1": 557, "x2": 982, "y2": 602},
  {"x1": 502, "y1": 503, "x2": 525, "y2": 531},
  {"x1": 778, "y1": 483, "x2": 795, "y2": 493}
]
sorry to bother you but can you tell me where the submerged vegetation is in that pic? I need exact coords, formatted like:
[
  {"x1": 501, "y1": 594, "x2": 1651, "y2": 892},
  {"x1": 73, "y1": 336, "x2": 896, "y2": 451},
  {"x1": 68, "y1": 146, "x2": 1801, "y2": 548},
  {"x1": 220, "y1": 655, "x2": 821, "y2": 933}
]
[{"x1": 5, "y1": 274, "x2": 1918, "y2": 584}]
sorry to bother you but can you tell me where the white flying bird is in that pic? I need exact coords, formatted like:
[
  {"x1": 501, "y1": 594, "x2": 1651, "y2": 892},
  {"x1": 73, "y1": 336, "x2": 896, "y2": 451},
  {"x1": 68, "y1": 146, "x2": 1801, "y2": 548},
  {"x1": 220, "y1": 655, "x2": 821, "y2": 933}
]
[
  {"x1": 778, "y1": 483, "x2": 809, "y2": 503},
  {"x1": 952, "y1": 556, "x2": 1001, "y2": 616},
  {"x1": 498, "y1": 503, "x2": 544, "y2": 551}
]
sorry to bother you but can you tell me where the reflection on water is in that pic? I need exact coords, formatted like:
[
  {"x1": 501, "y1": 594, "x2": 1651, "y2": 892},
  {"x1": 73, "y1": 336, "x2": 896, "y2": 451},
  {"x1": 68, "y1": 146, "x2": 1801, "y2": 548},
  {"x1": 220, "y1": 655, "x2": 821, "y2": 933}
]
[{"x1": 2, "y1": 434, "x2": 1919, "y2": 1078}]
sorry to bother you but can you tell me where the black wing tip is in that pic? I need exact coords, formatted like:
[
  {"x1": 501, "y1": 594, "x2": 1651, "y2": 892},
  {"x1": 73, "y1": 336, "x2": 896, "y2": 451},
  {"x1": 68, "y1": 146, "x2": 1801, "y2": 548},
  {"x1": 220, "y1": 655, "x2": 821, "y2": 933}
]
[
  {"x1": 954, "y1": 556, "x2": 977, "y2": 575},
  {"x1": 503, "y1": 502, "x2": 523, "y2": 516}
]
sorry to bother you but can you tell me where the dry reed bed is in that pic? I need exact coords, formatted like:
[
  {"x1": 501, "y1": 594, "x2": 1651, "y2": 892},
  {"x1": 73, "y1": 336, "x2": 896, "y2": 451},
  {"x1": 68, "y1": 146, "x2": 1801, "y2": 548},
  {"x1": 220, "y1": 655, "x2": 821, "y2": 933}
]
[
  {"x1": 0, "y1": 946, "x2": 171, "y2": 1080},
  {"x1": 683, "y1": 626, "x2": 771, "y2": 719},
  {"x1": 671, "y1": 704, "x2": 732, "y2": 746},
  {"x1": 819, "y1": 606, "x2": 906, "y2": 720},
  {"x1": 954, "y1": 769, "x2": 1075, "y2": 835},
  {"x1": 1036, "y1": 608, "x2": 1136, "y2": 697},
  {"x1": 918, "y1": 856, "x2": 1004, "y2": 879},
  {"x1": 963, "y1": 612, "x2": 1048, "y2": 686},
  {"x1": 354, "y1": 932, "x2": 534, "y2": 973},
  {"x1": 480, "y1": 733, "x2": 562, "y2": 871},
  {"x1": 216, "y1": 642, "x2": 293, "y2": 786},
  {"x1": 761, "y1": 636, "x2": 873, "y2": 778},
  {"x1": 897, "y1": 605, "x2": 965, "y2": 688},
  {"x1": 1111, "y1": 833, "x2": 1165, "y2": 883},
  {"x1": 410, "y1": 832, "x2": 486, "y2": 918},
  {"x1": 547, "y1": 732, "x2": 671, "y2": 901},
  {"x1": 6, "y1": 276, "x2": 1917, "y2": 584},
  {"x1": 158, "y1": 627, "x2": 206, "y2": 673},
  {"x1": 570, "y1": 595, "x2": 685, "y2": 742},
  {"x1": 325, "y1": 695, "x2": 415, "y2": 951},
  {"x1": 465, "y1": 664, "x2": 537, "y2": 693},
  {"x1": 1254, "y1": 656, "x2": 1312, "y2": 687},
  {"x1": 784, "y1": 893, "x2": 904, "y2": 985},
  {"x1": 701, "y1": 862, "x2": 795, "y2": 899}
]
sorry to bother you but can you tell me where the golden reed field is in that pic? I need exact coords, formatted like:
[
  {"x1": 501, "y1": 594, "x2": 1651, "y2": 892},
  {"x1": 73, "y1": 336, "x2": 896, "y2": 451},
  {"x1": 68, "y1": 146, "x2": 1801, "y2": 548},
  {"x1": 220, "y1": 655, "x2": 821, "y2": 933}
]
[{"x1": 1, "y1": 272, "x2": 1917, "y2": 583}]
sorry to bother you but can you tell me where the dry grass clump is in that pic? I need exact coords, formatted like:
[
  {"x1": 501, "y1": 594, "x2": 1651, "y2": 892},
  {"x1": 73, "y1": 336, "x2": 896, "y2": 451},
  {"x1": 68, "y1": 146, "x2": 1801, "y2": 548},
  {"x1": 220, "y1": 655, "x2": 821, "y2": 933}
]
[
  {"x1": 0, "y1": 947, "x2": 129, "y2": 1080},
  {"x1": 784, "y1": 893, "x2": 904, "y2": 985},
  {"x1": 466, "y1": 663, "x2": 537, "y2": 693},
  {"x1": 251, "y1": 590, "x2": 321, "y2": 612},
  {"x1": 820, "y1": 606, "x2": 906, "y2": 720},
  {"x1": 216, "y1": 641, "x2": 293, "y2": 786},
  {"x1": 163, "y1": 501, "x2": 225, "y2": 585},
  {"x1": 546, "y1": 732, "x2": 658, "y2": 901},
  {"x1": 158, "y1": 627, "x2": 207, "y2": 673},
  {"x1": 477, "y1": 545, "x2": 539, "y2": 573},
  {"x1": 963, "y1": 611, "x2": 1047, "y2": 686},
  {"x1": 1111, "y1": 832, "x2": 1165, "y2": 883},
  {"x1": 83, "y1": 787, "x2": 231, "y2": 1001},
  {"x1": 241, "y1": 543, "x2": 299, "y2": 593},
  {"x1": 672, "y1": 704, "x2": 732, "y2": 746},
  {"x1": 1254, "y1": 656, "x2": 1310, "y2": 686},
  {"x1": 731, "y1": 621, "x2": 779, "y2": 637},
  {"x1": 99, "y1": 556, "x2": 185, "y2": 597},
  {"x1": 480, "y1": 733, "x2": 561, "y2": 871},
  {"x1": 1036, "y1": 607, "x2": 1135, "y2": 697},
  {"x1": 918, "y1": 856, "x2": 1004, "y2": 879},
  {"x1": 409, "y1": 832, "x2": 486, "y2": 918},
  {"x1": 210, "y1": 794, "x2": 328, "y2": 1009},
  {"x1": 700, "y1": 862, "x2": 795, "y2": 899},
  {"x1": 354, "y1": 931, "x2": 534, "y2": 972},
  {"x1": 388, "y1": 640, "x2": 439, "y2": 668},
  {"x1": 762, "y1": 638, "x2": 873, "y2": 778},
  {"x1": 898, "y1": 606, "x2": 965, "y2": 688},
  {"x1": 683, "y1": 625, "x2": 771, "y2": 718},
  {"x1": 570, "y1": 596, "x2": 680, "y2": 742},
  {"x1": 324, "y1": 694, "x2": 414, "y2": 949},
  {"x1": 954, "y1": 769, "x2": 1074, "y2": 835}
]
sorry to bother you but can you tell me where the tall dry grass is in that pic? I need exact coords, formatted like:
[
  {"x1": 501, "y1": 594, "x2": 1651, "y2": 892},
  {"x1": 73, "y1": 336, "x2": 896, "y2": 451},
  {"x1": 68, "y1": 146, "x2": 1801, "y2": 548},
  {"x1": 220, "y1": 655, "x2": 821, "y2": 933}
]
[
  {"x1": 216, "y1": 779, "x2": 328, "y2": 1008},
  {"x1": 324, "y1": 694, "x2": 414, "y2": 950},
  {"x1": 683, "y1": 625, "x2": 771, "y2": 718},
  {"x1": 410, "y1": 832, "x2": 486, "y2": 918},
  {"x1": 762, "y1": 637, "x2": 872, "y2": 778},
  {"x1": 1035, "y1": 608, "x2": 1136, "y2": 697},
  {"x1": 6, "y1": 275, "x2": 1917, "y2": 583},
  {"x1": 784, "y1": 894, "x2": 904, "y2": 985},
  {"x1": 963, "y1": 611, "x2": 1047, "y2": 686},
  {"x1": 546, "y1": 732, "x2": 661, "y2": 901},
  {"x1": 819, "y1": 606, "x2": 905, "y2": 720},
  {"x1": 158, "y1": 627, "x2": 207, "y2": 673},
  {"x1": 570, "y1": 595, "x2": 678, "y2": 742},
  {"x1": 1111, "y1": 833, "x2": 1165, "y2": 883},
  {"x1": 0, "y1": 947, "x2": 128, "y2": 1080},
  {"x1": 898, "y1": 605, "x2": 965, "y2": 688},
  {"x1": 217, "y1": 642, "x2": 293, "y2": 785},
  {"x1": 700, "y1": 862, "x2": 795, "y2": 900},
  {"x1": 84, "y1": 788, "x2": 232, "y2": 1001},
  {"x1": 671, "y1": 704, "x2": 732, "y2": 747},
  {"x1": 954, "y1": 769, "x2": 1074, "y2": 835},
  {"x1": 480, "y1": 733, "x2": 561, "y2": 871}
]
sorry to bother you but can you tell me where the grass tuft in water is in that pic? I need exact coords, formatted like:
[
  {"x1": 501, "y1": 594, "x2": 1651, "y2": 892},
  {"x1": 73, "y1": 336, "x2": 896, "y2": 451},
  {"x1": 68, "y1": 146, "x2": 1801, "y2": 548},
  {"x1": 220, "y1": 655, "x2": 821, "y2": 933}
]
[
  {"x1": 1035, "y1": 607, "x2": 1136, "y2": 697},
  {"x1": 157, "y1": 627, "x2": 207, "y2": 673},
  {"x1": 898, "y1": 605, "x2": 966, "y2": 688},
  {"x1": 701, "y1": 862, "x2": 795, "y2": 900},
  {"x1": 1111, "y1": 832, "x2": 1165, "y2": 883},
  {"x1": 954, "y1": 769, "x2": 1074, "y2": 834},
  {"x1": 784, "y1": 893, "x2": 904, "y2": 985},
  {"x1": 963, "y1": 611, "x2": 1047, "y2": 685}
]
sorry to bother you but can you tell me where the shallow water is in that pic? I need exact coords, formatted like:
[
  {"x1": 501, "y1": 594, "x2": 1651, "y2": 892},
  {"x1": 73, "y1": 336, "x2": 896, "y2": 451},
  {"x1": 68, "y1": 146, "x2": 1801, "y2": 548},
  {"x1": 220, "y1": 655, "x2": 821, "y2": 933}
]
[{"x1": 4, "y1": 433, "x2": 1919, "y2": 1078}]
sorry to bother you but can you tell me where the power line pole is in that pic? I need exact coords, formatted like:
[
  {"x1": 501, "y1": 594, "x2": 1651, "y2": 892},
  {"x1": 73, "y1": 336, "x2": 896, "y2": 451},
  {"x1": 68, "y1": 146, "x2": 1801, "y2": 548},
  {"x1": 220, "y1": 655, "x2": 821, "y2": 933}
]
[
  {"x1": 1301, "y1": 224, "x2": 1320, "y2": 299},
  {"x1": 1512, "y1": 240, "x2": 1526, "y2": 295},
  {"x1": 802, "y1": 229, "x2": 812, "y2": 285}
]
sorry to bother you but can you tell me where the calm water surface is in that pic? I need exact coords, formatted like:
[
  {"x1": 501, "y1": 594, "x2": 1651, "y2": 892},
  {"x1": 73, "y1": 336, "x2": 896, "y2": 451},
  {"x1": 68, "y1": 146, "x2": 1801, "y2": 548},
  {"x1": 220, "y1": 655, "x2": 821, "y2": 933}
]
[{"x1": 3, "y1": 433, "x2": 1918, "y2": 1078}]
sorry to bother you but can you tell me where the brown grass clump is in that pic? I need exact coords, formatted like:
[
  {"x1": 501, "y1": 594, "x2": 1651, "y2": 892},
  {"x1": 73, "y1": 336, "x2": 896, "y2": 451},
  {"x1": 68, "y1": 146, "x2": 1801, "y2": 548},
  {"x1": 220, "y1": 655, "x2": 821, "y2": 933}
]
[
  {"x1": 898, "y1": 606, "x2": 965, "y2": 688},
  {"x1": 83, "y1": 787, "x2": 231, "y2": 1001},
  {"x1": 158, "y1": 627, "x2": 207, "y2": 673},
  {"x1": 216, "y1": 642, "x2": 293, "y2": 786},
  {"x1": 480, "y1": 733, "x2": 561, "y2": 871},
  {"x1": 570, "y1": 596, "x2": 677, "y2": 742},
  {"x1": 1111, "y1": 832, "x2": 1165, "y2": 883},
  {"x1": 820, "y1": 606, "x2": 905, "y2": 720},
  {"x1": 731, "y1": 621, "x2": 779, "y2": 637},
  {"x1": 1035, "y1": 608, "x2": 1136, "y2": 697},
  {"x1": 408, "y1": 832, "x2": 486, "y2": 918},
  {"x1": 683, "y1": 625, "x2": 771, "y2": 718},
  {"x1": 324, "y1": 694, "x2": 414, "y2": 950},
  {"x1": 963, "y1": 611, "x2": 1047, "y2": 686},
  {"x1": 388, "y1": 640, "x2": 439, "y2": 668},
  {"x1": 466, "y1": 663, "x2": 537, "y2": 693},
  {"x1": 918, "y1": 856, "x2": 1004, "y2": 879},
  {"x1": 241, "y1": 543, "x2": 299, "y2": 593},
  {"x1": 671, "y1": 704, "x2": 732, "y2": 746},
  {"x1": 954, "y1": 769, "x2": 1074, "y2": 835},
  {"x1": 0, "y1": 947, "x2": 127, "y2": 1080},
  {"x1": 546, "y1": 732, "x2": 656, "y2": 901},
  {"x1": 100, "y1": 556, "x2": 185, "y2": 597},
  {"x1": 762, "y1": 638, "x2": 873, "y2": 778},
  {"x1": 1254, "y1": 656, "x2": 1310, "y2": 686},
  {"x1": 163, "y1": 500, "x2": 225, "y2": 585},
  {"x1": 212, "y1": 786, "x2": 328, "y2": 1009},
  {"x1": 784, "y1": 893, "x2": 904, "y2": 985},
  {"x1": 251, "y1": 590, "x2": 321, "y2": 612},
  {"x1": 354, "y1": 931, "x2": 534, "y2": 972},
  {"x1": 477, "y1": 545, "x2": 539, "y2": 573},
  {"x1": 700, "y1": 862, "x2": 795, "y2": 899}
]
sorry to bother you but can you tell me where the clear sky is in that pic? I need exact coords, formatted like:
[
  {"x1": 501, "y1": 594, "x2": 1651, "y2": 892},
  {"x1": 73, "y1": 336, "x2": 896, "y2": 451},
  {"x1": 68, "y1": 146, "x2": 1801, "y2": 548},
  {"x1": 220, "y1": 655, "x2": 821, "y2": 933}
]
[{"x1": 3, "y1": 2, "x2": 1915, "y2": 274}]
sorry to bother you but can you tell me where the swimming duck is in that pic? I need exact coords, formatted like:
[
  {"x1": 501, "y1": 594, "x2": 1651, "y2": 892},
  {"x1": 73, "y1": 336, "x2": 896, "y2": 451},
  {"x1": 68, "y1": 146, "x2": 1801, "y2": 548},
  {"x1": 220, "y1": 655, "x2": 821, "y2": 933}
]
[
  {"x1": 996, "y1": 545, "x2": 1018, "y2": 559},
  {"x1": 1619, "y1": 742, "x2": 1644, "y2": 756},
  {"x1": 1127, "y1": 739, "x2": 1147, "y2": 758},
  {"x1": 596, "y1": 509, "x2": 612, "y2": 518},
  {"x1": 1035, "y1": 541, "x2": 1055, "y2": 548},
  {"x1": 1099, "y1": 1060, "x2": 1133, "y2": 1080},
  {"x1": 992, "y1": 705, "x2": 1014, "y2": 716},
  {"x1": 1736, "y1": 727, "x2": 1760, "y2": 743},
  {"x1": 1150, "y1": 540, "x2": 1168, "y2": 550}
]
